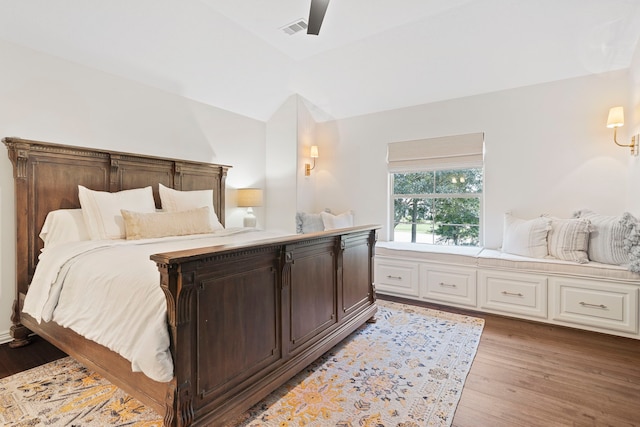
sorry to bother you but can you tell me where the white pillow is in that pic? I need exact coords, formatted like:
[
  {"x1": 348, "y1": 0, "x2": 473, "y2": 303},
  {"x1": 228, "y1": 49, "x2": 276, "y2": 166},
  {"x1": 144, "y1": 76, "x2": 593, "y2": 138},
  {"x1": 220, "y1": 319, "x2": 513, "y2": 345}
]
[
  {"x1": 121, "y1": 207, "x2": 214, "y2": 240},
  {"x1": 158, "y1": 183, "x2": 223, "y2": 230},
  {"x1": 78, "y1": 185, "x2": 157, "y2": 240},
  {"x1": 321, "y1": 210, "x2": 354, "y2": 231},
  {"x1": 39, "y1": 209, "x2": 91, "y2": 249},
  {"x1": 501, "y1": 212, "x2": 551, "y2": 258},
  {"x1": 573, "y1": 209, "x2": 636, "y2": 265},
  {"x1": 545, "y1": 217, "x2": 591, "y2": 264}
]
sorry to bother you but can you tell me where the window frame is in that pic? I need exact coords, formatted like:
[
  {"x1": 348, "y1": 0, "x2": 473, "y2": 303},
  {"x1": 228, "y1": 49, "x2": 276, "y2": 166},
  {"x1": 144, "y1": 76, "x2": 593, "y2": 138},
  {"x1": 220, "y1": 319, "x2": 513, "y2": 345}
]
[{"x1": 389, "y1": 168, "x2": 484, "y2": 246}]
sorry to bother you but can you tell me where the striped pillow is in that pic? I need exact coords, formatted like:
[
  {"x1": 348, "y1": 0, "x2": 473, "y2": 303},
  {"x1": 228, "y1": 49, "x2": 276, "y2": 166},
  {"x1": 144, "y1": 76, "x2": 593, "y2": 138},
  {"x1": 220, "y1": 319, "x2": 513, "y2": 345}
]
[
  {"x1": 546, "y1": 217, "x2": 591, "y2": 264},
  {"x1": 573, "y1": 210, "x2": 636, "y2": 265}
]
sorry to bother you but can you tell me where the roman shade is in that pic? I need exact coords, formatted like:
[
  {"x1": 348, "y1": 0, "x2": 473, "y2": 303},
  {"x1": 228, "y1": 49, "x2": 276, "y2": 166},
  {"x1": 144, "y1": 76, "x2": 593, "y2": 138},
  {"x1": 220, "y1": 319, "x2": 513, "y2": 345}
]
[{"x1": 387, "y1": 132, "x2": 484, "y2": 172}]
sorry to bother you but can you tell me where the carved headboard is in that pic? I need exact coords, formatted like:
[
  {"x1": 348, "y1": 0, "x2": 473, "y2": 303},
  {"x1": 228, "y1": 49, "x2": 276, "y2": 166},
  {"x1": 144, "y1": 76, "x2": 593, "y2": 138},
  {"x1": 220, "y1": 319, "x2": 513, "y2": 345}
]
[{"x1": 3, "y1": 137, "x2": 230, "y2": 301}]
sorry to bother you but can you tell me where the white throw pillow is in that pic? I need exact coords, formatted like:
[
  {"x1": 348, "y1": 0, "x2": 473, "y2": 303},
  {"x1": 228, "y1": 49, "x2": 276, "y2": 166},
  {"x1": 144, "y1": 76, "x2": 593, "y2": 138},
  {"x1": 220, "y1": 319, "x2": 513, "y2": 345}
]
[
  {"x1": 501, "y1": 212, "x2": 551, "y2": 258},
  {"x1": 573, "y1": 209, "x2": 636, "y2": 265},
  {"x1": 78, "y1": 185, "x2": 157, "y2": 240},
  {"x1": 121, "y1": 207, "x2": 214, "y2": 240},
  {"x1": 158, "y1": 183, "x2": 223, "y2": 230},
  {"x1": 545, "y1": 217, "x2": 591, "y2": 264},
  {"x1": 321, "y1": 210, "x2": 354, "y2": 231},
  {"x1": 39, "y1": 209, "x2": 91, "y2": 249}
]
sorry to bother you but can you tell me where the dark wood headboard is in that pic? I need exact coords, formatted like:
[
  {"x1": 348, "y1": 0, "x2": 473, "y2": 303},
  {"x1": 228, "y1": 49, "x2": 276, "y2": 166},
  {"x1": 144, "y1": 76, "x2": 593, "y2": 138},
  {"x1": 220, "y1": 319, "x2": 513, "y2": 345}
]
[{"x1": 3, "y1": 137, "x2": 231, "y2": 301}]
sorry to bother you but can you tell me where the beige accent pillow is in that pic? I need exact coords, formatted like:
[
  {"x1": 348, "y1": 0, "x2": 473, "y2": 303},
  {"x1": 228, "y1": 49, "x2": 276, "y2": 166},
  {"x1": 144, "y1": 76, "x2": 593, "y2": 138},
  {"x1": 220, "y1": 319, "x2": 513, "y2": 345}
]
[
  {"x1": 546, "y1": 217, "x2": 591, "y2": 264},
  {"x1": 502, "y1": 212, "x2": 551, "y2": 258},
  {"x1": 121, "y1": 207, "x2": 215, "y2": 240},
  {"x1": 158, "y1": 183, "x2": 223, "y2": 230},
  {"x1": 78, "y1": 185, "x2": 157, "y2": 240}
]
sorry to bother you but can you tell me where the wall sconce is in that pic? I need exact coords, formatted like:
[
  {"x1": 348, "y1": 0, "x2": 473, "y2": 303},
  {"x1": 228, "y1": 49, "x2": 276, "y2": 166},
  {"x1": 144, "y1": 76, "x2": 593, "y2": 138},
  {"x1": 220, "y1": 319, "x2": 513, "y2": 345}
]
[
  {"x1": 606, "y1": 106, "x2": 637, "y2": 155},
  {"x1": 237, "y1": 188, "x2": 263, "y2": 227},
  {"x1": 305, "y1": 145, "x2": 319, "y2": 176}
]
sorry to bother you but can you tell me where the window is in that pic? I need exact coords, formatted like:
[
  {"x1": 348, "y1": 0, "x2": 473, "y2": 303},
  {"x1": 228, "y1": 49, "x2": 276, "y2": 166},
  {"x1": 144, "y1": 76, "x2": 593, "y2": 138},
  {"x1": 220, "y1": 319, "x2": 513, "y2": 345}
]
[
  {"x1": 392, "y1": 168, "x2": 482, "y2": 246},
  {"x1": 387, "y1": 132, "x2": 484, "y2": 246}
]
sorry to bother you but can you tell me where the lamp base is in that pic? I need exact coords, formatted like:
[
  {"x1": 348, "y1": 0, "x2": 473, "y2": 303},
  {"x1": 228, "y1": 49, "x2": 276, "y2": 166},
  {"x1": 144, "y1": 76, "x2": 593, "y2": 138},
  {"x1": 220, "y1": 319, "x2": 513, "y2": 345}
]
[{"x1": 243, "y1": 212, "x2": 257, "y2": 228}]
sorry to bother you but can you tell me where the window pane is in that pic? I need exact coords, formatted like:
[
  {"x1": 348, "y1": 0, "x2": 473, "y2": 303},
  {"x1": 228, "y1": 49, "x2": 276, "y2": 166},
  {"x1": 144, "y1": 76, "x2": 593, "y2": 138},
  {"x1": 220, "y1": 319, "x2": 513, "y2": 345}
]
[
  {"x1": 433, "y1": 198, "x2": 480, "y2": 246},
  {"x1": 393, "y1": 172, "x2": 434, "y2": 194},
  {"x1": 435, "y1": 168, "x2": 483, "y2": 194}
]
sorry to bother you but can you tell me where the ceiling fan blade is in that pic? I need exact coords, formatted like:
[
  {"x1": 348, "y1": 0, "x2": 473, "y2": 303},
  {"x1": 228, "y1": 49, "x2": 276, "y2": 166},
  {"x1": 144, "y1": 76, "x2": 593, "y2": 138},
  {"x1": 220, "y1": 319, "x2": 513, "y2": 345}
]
[{"x1": 307, "y1": 0, "x2": 330, "y2": 35}]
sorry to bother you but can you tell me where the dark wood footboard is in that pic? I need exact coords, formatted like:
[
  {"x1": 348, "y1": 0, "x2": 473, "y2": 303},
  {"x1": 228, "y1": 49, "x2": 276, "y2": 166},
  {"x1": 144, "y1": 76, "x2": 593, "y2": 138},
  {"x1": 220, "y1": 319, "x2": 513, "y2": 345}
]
[{"x1": 151, "y1": 225, "x2": 378, "y2": 427}]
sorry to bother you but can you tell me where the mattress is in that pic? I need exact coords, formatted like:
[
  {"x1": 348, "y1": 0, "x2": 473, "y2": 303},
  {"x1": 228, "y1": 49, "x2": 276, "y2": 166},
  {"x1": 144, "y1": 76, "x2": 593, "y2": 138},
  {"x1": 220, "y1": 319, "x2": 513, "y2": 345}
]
[{"x1": 23, "y1": 228, "x2": 286, "y2": 382}]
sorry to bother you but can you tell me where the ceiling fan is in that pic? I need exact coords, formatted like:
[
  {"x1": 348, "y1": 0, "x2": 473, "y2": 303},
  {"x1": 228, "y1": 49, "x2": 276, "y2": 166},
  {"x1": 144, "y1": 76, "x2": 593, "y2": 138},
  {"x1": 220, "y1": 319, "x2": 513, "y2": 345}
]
[{"x1": 307, "y1": 0, "x2": 330, "y2": 35}]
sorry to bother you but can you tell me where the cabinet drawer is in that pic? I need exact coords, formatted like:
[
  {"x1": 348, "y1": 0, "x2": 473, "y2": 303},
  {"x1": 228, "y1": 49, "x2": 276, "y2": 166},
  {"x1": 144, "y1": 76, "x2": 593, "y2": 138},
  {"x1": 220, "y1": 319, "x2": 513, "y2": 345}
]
[
  {"x1": 420, "y1": 265, "x2": 476, "y2": 307},
  {"x1": 551, "y1": 278, "x2": 638, "y2": 334},
  {"x1": 374, "y1": 258, "x2": 419, "y2": 297},
  {"x1": 478, "y1": 270, "x2": 547, "y2": 318}
]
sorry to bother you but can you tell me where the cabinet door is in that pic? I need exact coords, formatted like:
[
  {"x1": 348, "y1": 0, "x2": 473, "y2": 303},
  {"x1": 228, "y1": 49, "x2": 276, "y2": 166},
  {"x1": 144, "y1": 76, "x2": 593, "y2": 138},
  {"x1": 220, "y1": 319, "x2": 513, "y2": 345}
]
[
  {"x1": 420, "y1": 264, "x2": 477, "y2": 307},
  {"x1": 550, "y1": 277, "x2": 638, "y2": 334},
  {"x1": 478, "y1": 270, "x2": 547, "y2": 318},
  {"x1": 374, "y1": 257, "x2": 419, "y2": 297}
]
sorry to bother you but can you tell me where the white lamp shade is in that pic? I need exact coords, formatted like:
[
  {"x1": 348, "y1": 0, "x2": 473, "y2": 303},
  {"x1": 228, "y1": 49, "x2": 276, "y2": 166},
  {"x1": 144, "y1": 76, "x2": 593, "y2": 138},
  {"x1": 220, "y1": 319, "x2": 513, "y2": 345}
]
[
  {"x1": 237, "y1": 188, "x2": 263, "y2": 207},
  {"x1": 310, "y1": 145, "x2": 319, "y2": 158},
  {"x1": 607, "y1": 106, "x2": 624, "y2": 128}
]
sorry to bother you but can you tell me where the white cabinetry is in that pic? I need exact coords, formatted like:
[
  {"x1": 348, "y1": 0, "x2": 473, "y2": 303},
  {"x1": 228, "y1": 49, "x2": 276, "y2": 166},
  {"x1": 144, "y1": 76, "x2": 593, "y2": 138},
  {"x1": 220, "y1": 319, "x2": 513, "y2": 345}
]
[
  {"x1": 478, "y1": 270, "x2": 547, "y2": 319},
  {"x1": 420, "y1": 264, "x2": 476, "y2": 307},
  {"x1": 374, "y1": 246, "x2": 640, "y2": 340},
  {"x1": 374, "y1": 258, "x2": 419, "y2": 297},
  {"x1": 550, "y1": 277, "x2": 638, "y2": 335}
]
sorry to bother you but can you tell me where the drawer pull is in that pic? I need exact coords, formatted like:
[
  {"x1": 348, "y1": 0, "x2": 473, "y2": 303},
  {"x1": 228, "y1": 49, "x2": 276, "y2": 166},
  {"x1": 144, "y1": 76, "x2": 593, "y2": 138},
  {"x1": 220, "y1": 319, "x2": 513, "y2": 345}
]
[
  {"x1": 579, "y1": 301, "x2": 608, "y2": 309},
  {"x1": 439, "y1": 282, "x2": 457, "y2": 288},
  {"x1": 386, "y1": 275, "x2": 402, "y2": 280},
  {"x1": 501, "y1": 291, "x2": 523, "y2": 297}
]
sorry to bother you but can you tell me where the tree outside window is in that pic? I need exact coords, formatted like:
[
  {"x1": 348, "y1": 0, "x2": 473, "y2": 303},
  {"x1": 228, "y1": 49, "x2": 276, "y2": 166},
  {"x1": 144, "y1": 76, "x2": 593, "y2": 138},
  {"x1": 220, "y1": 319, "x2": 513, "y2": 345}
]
[{"x1": 392, "y1": 168, "x2": 482, "y2": 246}]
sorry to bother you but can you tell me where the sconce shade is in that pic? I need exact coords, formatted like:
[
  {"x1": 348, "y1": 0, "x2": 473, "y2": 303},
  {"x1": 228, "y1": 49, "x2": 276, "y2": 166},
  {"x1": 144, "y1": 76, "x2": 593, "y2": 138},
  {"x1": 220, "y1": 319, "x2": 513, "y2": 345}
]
[
  {"x1": 237, "y1": 188, "x2": 263, "y2": 207},
  {"x1": 607, "y1": 106, "x2": 624, "y2": 128},
  {"x1": 310, "y1": 145, "x2": 319, "y2": 158}
]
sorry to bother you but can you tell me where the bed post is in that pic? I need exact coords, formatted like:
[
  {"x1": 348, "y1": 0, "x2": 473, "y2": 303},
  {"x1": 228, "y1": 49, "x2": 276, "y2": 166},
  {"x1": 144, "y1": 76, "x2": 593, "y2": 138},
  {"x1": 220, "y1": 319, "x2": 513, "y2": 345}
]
[{"x1": 4, "y1": 139, "x2": 32, "y2": 348}]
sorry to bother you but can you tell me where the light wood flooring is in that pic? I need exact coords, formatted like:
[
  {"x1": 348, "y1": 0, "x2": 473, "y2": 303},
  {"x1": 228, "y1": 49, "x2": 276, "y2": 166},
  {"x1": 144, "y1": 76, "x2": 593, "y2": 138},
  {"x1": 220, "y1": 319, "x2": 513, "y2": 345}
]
[{"x1": 2, "y1": 297, "x2": 640, "y2": 426}]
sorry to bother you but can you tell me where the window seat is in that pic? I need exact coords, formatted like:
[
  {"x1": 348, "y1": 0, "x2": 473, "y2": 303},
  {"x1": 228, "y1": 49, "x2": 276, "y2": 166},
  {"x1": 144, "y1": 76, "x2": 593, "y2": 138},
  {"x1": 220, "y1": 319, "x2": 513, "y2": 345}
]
[{"x1": 375, "y1": 243, "x2": 640, "y2": 339}]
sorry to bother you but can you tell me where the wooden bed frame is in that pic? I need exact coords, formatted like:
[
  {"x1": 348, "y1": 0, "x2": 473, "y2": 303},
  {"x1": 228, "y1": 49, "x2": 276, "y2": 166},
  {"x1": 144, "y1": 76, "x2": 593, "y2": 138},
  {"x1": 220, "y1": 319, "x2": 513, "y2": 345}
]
[{"x1": 4, "y1": 137, "x2": 379, "y2": 426}]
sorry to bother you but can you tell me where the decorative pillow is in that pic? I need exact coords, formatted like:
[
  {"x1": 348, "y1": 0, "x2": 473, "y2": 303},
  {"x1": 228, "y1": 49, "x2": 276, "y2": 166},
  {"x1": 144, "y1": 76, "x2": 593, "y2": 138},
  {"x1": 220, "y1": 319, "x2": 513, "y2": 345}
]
[
  {"x1": 158, "y1": 183, "x2": 223, "y2": 230},
  {"x1": 39, "y1": 209, "x2": 91, "y2": 249},
  {"x1": 545, "y1": 217, "x2": 591, "y2": 264},
  {"x1": 296, "y1": 212, "x2": 324, "y2": 234},
  {"x1": 501, "y1": 212, "x2": 551, "y2": 258},
  {"x1": 624, "y1": 219, "x2": 640, "y2": 273},
  {"x1": 121, "y1": 207, "x2": 214, "y2": 240},
  {"x1": 295, "y1": 209, "x2": 333, "y2": 234},
  {"x1": 78, "y1": 185, "x2": 156, "y2": 240},
  {"x1": 573, "y1": 209, "x2": 636, "y2": 265},
  {"x1": 321, "y1": 210, "x2": 354, "y2": 231}
]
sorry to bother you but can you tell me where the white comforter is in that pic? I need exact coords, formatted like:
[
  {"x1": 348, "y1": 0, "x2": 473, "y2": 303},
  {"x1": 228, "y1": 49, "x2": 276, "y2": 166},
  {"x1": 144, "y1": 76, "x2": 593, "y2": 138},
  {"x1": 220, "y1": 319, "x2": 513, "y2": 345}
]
[{"x1": 23, "y1": 228, "x2": 284, "y2": 382}]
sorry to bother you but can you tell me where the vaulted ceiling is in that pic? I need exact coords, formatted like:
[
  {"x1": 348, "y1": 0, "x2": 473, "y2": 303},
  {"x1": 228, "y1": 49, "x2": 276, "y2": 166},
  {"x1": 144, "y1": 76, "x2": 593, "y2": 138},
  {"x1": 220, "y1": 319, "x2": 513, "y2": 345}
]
[{"x1": 1, "y1": 0, "x2": 640, "y2": 121}]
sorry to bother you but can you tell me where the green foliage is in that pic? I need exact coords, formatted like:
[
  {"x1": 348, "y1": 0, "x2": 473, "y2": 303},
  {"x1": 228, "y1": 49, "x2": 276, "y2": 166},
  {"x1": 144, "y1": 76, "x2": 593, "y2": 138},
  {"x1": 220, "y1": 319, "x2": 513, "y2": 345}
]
[{"x1": 393, "y1": 169, "x2": 482, "y2": 246}]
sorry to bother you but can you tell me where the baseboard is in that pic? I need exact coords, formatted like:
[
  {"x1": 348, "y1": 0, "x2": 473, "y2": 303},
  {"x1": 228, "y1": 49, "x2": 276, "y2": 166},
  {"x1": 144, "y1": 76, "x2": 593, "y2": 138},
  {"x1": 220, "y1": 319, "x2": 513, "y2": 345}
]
[{"x1": 0, "y1": 330, "x2": 12, "y2": 345}]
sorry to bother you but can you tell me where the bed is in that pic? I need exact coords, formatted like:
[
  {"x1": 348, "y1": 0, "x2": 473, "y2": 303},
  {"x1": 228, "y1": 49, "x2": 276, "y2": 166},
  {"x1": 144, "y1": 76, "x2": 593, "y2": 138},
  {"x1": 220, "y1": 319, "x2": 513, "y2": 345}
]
[{"x1": 4, "y1": 137, "x2": 379, "y2": 426}]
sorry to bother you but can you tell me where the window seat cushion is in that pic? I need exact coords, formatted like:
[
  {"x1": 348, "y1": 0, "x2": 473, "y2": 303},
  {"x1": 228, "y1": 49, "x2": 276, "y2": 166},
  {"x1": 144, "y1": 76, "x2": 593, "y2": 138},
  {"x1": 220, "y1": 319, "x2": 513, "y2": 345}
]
[
  {"x1": 376, "y1": 242, "x2": 481, "y2": 265},
  {"x1": 477, "y1": 249, "x2": 639, "y2": 282}
]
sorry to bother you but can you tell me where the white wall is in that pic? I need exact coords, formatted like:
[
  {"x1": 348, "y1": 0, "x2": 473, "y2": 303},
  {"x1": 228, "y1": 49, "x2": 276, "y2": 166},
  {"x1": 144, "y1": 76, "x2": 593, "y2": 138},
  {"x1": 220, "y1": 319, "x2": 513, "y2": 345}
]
[
  {"x1": 0, "y1": 39, "x2": 266, "y2": 342},
  {"x1": 315, "y1": 70, "x2": 632, "y2": 249},
  {"x1": 628, "y1": 41, "x2": 640, "y2": 214}
]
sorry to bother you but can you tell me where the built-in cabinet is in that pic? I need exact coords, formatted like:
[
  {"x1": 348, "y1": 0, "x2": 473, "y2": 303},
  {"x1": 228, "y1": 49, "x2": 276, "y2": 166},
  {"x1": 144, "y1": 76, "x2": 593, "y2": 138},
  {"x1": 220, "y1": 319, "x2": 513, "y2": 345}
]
[{"x1": 375, "y1": 254, "x2": 640, "y2": 340}]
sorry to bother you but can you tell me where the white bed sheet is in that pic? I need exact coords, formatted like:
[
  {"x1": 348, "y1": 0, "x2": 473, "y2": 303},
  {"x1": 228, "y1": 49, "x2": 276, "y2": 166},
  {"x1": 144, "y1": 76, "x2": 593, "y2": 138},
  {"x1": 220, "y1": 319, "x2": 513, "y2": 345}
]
[{"x1": 23, "y1": 228, "x2": 286, "y2": 383}]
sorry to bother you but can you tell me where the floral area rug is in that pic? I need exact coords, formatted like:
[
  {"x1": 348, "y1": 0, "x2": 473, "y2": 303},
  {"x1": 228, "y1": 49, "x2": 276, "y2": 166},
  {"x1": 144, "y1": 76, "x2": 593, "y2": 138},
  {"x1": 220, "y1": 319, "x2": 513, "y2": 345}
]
[
  {"x1": 0, "y1": 300, "x2": 484, "y2": 426},
  {"x1": 236, "y1": 300, "x2": 484, "y2": 426}
]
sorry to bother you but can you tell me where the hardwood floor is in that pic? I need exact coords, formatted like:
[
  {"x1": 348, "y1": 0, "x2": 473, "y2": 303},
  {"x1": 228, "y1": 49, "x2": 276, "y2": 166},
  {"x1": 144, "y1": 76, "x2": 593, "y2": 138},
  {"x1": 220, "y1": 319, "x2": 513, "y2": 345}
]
[{"x1": 2, "y1": 299, "x2": 640, "y2": 426}]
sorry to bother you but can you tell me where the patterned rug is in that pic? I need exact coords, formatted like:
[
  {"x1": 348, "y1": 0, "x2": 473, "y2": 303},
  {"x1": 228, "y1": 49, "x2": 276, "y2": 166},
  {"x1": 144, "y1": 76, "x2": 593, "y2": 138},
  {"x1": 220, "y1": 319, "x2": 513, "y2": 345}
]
[{"x1": 0, "y1": 300, "x2": 484, "y2": 426}]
